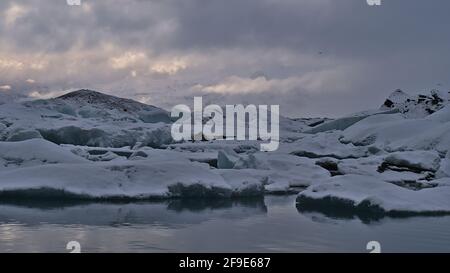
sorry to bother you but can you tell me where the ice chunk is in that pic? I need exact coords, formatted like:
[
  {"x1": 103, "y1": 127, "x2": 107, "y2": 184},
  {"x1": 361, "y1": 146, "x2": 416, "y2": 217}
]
[
  {"x1": 235, "y1": 153, "x2": 330, "y2": 187},
  {"x1": 337, "y1": 156, "x2": 384, "y2": 177},
  {"x1": 383, "y1": 151, "x2": 441, "y2": 172},
  {"x1": 217, "y1": 148, "x2": 241, "y2": 169},
  {"x1": 297, "y1": 174, "x2": 450, "y2": 213},
  {"x1": 380, "y1": 89, "x2": 449, "y2": 118},
  {"x1": 234, "y1": 153, "x2": 270, "y2": 170},
  {"x1": 381, "y1": 89, "x2": 411, "y2": 109},
  {"x1": 287, "y1": 131, "x2": 368, "y2": 159},
  {"x1": 264, "y1": 179, "x2": 292, "y2": 194},
  {"x1": 6, "y1": 129, "x2": 42, "y2": 142},
  {"x1": 341, "y1": 113, "x2": 450, "y2": 154},
  {"x1": 305, "y1": 109, "x2": 398, "y2": 134},
  {"x1": 0, "y1": 122, "x2": 6, "y2": 133},
  {"x1": 0, "y1": 90, "x2": 174, "y2": 148},
  {"x1": 215, "y1": 169, "x2": 265, "y2": 196},
  {"x1": 0, "y1": 160, "x2": 233, "y2": 199},
  {"x1": 427, "y1": 105, "x2": 450, "y2": 123},
  {"x1": 0, "y1": 139, "x2": 87, "y2": 168},
  {"x1": 436, "y1": 152, "x2": 450, "y2": 178}
]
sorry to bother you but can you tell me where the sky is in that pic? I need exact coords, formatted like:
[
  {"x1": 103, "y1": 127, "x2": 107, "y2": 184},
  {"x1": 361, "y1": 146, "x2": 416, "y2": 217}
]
[{"x1": 1, "y1": 0, "x2": 450, "y2": 117}]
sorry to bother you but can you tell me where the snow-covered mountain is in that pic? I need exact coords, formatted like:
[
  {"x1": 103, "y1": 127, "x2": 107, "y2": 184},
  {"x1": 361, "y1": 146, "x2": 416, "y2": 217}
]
[{"x1": 1, "y1": 88, "x2": 450, "y2": 217}]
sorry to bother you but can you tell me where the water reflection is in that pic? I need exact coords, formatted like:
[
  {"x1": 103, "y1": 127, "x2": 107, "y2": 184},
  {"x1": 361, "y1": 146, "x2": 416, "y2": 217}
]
[
  {"x1": 0, "y1": 196, "x2": 450, "y2": 252},
  {"x1": 296, "y1": 202, "x2": 385, "y2": 224},
  {"x1": 0, "y1": 198, "x2": 267, "y2": 227},
  {"x1": 296, "y1": 200, "x2": 450, "y2": 224}
]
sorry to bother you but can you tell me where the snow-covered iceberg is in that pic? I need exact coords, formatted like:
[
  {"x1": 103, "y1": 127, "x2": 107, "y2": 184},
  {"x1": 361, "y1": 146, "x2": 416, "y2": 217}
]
[
  {"x1": 2, "y1": 88, "x2": 450, "y2": 215},
  {"x1": 297, "y1": 174, "x2": 450, "y2": 214},
  {"x1": 0, "y1": 90, "x2": 174, "y2": 148}
]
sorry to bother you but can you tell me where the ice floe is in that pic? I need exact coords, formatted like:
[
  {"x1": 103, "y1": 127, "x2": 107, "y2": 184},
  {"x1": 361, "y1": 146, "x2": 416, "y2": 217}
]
[
  {"x1": 297, "y1": 175, "x2": 450, "y2": 214},
  {"x1": 1, "y1": 89, "x2": 450, "y2": 216}
]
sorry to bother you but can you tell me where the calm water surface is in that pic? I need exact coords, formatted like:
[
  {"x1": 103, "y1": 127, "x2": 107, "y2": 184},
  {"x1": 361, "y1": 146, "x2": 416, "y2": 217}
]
[{"x1": 0, "y1": 195, "x2": 449, "y2": 252}]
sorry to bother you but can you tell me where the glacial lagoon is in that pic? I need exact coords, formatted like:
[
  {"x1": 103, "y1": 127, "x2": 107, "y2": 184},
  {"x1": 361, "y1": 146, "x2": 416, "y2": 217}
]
[{"x1": 0, "y1": 195, "x2": 449, "y2": 253}]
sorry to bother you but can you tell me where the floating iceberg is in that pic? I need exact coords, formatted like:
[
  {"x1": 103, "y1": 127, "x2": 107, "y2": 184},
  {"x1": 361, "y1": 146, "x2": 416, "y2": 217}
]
[
  {"x1": 1, "y1": 88, "x2": 450, "y2": 216},
  {"x1": 297, "y1": 175, "x2": 450, "y2": 214}
]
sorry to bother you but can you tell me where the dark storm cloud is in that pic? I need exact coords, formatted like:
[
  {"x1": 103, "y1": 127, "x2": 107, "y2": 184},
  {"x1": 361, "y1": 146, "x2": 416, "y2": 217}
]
[
  {"x1": 1, "y1": 0, "x2": 450, "y2": 117},
  {"x1": 166, "y1": 0, "x2": 450, "y2": 56}
]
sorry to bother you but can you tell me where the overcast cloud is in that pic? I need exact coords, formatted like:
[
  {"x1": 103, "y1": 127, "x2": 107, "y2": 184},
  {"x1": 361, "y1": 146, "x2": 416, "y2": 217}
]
[{"x1": 1, "y1": 0, "x2": 449, "y2": 117}]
